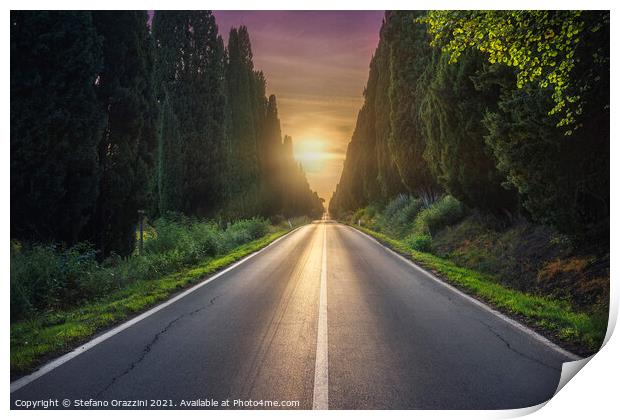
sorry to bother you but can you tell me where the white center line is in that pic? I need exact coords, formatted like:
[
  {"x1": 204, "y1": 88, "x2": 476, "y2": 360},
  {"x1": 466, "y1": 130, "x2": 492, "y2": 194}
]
[{"x1": 312, "y1": 223, "x2": 329, "y2": 410}]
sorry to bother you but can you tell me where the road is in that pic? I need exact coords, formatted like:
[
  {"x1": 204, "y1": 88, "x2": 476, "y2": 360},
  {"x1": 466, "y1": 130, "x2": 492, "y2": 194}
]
[{"x1": 11, "y1": 220, "x2": 577, "y2": 409}]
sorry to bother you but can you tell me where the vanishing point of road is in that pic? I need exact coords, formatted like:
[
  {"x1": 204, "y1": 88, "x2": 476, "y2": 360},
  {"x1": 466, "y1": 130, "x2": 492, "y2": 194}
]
[{"x1": 11, "y1": 218, "x2": 577, "y2": 409}]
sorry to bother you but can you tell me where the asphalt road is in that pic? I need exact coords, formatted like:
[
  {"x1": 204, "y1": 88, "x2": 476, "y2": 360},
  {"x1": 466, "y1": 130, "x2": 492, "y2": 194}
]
[{"x1": 11, "y1": 220, "x2": 577, "y2": 409}]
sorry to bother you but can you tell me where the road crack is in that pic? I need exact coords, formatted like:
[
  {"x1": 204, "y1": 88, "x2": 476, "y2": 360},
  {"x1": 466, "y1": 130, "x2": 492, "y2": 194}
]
[
  {"x1": 95, "y1": 295, "x2": 221, "y2": 397},
  {"x1": 477, "y1": 319, "x2": 561, "y2": 372}
]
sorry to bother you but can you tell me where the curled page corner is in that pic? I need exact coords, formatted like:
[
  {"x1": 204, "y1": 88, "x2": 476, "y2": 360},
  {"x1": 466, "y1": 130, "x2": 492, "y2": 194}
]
[
  {"x1": 506, "y1": 355, "x2": 598, "y2": 417},
  {"x1": 553, "y1": 296, "x2": 618, "y2": 396},
  {"x1": 500, "y1": 401, "x2": 548, "y2": 418},
  {"x1": 555, "y1": 356, "x2": 593, "y2": 396}
]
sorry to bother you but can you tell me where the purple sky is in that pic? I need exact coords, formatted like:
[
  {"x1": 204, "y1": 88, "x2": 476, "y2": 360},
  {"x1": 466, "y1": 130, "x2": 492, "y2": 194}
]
[{"x1": 152, "y1": 11, "x2": 385, "y2": 202}]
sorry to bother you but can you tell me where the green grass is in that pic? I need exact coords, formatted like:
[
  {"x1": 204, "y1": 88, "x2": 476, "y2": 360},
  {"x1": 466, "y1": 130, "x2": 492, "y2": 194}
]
[
  {"x1": 353, "y1": 225, "x2": 607, "y2": 354},
  {"x1": 10, "y1": 229, "x2": 290, "y2": 377}
]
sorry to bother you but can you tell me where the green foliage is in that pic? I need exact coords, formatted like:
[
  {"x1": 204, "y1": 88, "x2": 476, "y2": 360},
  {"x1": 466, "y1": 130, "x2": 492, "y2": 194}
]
[
  {"x1": 226, "y1": 26, "x2": 262, "y2": 213},
  {"x1": 11, "y1": 229, "x2": 292, "y2": 375},
  {"x1": 222, "y1": 218, "x2": 270, "y2": 248},
  {"x1": 413, "y1": 196, "x2": 466, "y2": 235},
  {"x1": 153, "y1": 19, "x2": 323, "y2": 220},
  {"x1": 346, "y1": 194, "x2": 466, "y2": 248},
  {"x1": 423, "y1": 10, "x2": 594, "y2": 130},
  {"x1": 421, "y1": 50, "x2": 517, "y2": 213},
  {"x1": 481, "y1": 65, "x2": 609, "y2": 243},
  {"x1": 405, "y1": 234, "x2": 432, "y2": 252},
  {"x1": 387, "y1": 11, "x2": 441, "y2": 200},
  {"x1": 330, "y1": 15, "x2": 411, "y2": 218},
  {"x1": 356, "y1": 225, "x2": 607, "y2": 354},
  {"x1": 11, "y1": 242, "x2": 104, "y2": 320},
  {"x1": 377, "y1": 194, "x2": 423, "y2": 238},
  {"x1": 10, "y1": 216, "x2": 272, "y2": 321},
  {"x1": 332, "y1": 10, "x2": 608, "y2": 247},
  {"x1": 11, "y1": 11, "x2": 323, "y2": 268},
  {"x1": 11, "y1": 11, "x2": 105, "y2": 245},
  {"x1": 153, "y1": 11, "x2": 228, "y2": 216},
  {"x1": 85, "y1": 11, "x2": 158, "y2": 257}
]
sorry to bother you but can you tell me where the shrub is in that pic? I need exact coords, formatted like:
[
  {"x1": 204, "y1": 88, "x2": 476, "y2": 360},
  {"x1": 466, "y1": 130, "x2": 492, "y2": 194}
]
[
  {"x1": 406, "y1": 234, "x2": 432, "y2": 252},
  {"x1": 289, "y1": 216, "x2": 311, "y2": 228},
  {"x1": 189, "y1": 222, "x2": 222, "y2": 258},
  {"x1": 351, "y1": 208, "x2": 367, "y2": 225},
  {"x1": 11, "y1": 243, "x2": 62, "y2": 319},
  {"x1": 143, "y1": 218, "x2": 191, "y2": 255},
  {"x1": 10, "y1": 242, "x2": 103, "y2": 319},
  {"x1": 379, "y1": 194, "x2": 424, "y2": 238},
  {"x1": 270, "y1": 214, "x2": 285, "y2": 226},
  {"x1": 10, "y1": 215, "x2": 275, "y2": 321},
  {"x1": 382, "y1": 194, "x2": 411, "y2": 220},
  {"x1": 224, "y1": 217, "x2": 269, "y2": 248},
  {"x1": 350, "y1": 205, "x2": 382, "y2": 229},
  {"x1": 413, "y1": 195, "x2": 466, "y2": 235}
]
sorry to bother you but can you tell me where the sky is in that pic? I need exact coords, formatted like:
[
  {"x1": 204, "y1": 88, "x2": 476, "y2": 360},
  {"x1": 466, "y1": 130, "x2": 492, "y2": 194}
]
[{"x1": 213, "y1": 11, "x2": 385, "y2": 204}]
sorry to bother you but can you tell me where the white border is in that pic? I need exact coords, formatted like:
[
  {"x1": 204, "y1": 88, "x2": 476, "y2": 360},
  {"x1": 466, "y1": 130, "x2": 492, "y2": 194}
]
[{"x1": 4, "y1": 2, "x2": 618, "y2": 419}]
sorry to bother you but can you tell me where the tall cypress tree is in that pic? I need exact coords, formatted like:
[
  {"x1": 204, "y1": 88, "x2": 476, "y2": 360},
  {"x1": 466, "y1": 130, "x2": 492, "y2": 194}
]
[
  {"x1": 153, "y1": 11, "x2": 228, "y2": 216},
  {"x1": 226, "y1": 26, "x2": 262, "y2": 216},
  {"x1": 11, "y1": 11, "x2": 105, "y2": 244},
  {"x1": 366, "y1": 25, "x2": 402, "y2": 203},
  {"x1": 420, "y1": 50, "x2": 517, "y2": 214},
  {"x1": 259, "y1": 94, "x2": 284, "y2": 215},
  {"x1": 386, "y1": 11, "x2": 440, "y2": 203},
  {"x1": 83, "y1": 11, "x2": 158, "y2": 257}
]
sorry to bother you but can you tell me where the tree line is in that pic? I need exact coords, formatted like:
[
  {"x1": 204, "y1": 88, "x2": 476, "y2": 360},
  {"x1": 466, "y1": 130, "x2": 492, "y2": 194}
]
[
  {"x1": 11, "y1": 11, "x2": 324, "y2": 258},
  {"x1": 329, "y1": 11, "x2": 609, "y2": 244}
]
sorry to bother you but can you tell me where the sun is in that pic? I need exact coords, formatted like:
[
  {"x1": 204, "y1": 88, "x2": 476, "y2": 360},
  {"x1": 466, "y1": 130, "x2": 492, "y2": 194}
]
[{"x1": 294, "y1": 139, "x2": 327, "y2": 172}]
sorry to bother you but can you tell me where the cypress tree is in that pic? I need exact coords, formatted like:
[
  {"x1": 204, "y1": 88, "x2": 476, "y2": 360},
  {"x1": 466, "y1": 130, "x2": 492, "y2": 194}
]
[
  {"x1": 81, "y1": 11, "x2": 159, "y2": 257},
  {"x1": 367, "y1": 25, "x2": 403, "y2": 202},
  {"x1": 226, "y1": 26, "x2": 262, "y2": 216},
  {"x1": 260, "y1": 94, "x2": 284, "y2": 215},
  {"x1": 386, "y1": 11, "x2": 440, "y2": 203},
  {"x1": 153, "y1": 11, "x2": 228, "y2": 216},
  {"x1": 420, "y1": 50, "x2": 517, "y2": 214},
  {"x1": 11, "y1": 11, "x2": 105, "y2": 244}
]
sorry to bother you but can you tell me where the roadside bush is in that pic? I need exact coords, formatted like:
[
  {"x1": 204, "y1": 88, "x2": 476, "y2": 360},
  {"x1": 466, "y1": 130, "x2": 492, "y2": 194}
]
[
  {"x1": 379, "y1": 194, "x2": 424, "y2": 238},
  {"x1": 143, "y1": 218, "x2": 191, "y2": 255},
  {"x1": 270, "y1": 214, "x2": 285, "y2": 226},
  {"x1": 350, "y1": 204, "x2": 382, "y2": 229},
  {"x1": 189, "y1": 222, "x2": 222, "y2": 257},
  {"x1": 413, "y1": 195, "x2": 466, "y2": 235},
  {"x1": 406, "y1": 234, "x2": 432, "y2": 252},
  {"x1": 225, "y1": 217, "x2": 269, "y2": 246},
  {"x1": 351, "y1": 208, "x2": 366, "y2": 224},
  {"x1": 289, "y1": 215, "x2": 311, "y2": 228},
  {"x1": 11, "y1": 215, "x2": 276, "y2": 321},
  {"x1": 10, "y1": 241, "x2": 101, "y2": 319}
]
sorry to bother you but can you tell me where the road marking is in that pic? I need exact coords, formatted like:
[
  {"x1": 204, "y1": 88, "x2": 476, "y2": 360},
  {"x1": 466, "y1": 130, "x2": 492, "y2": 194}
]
[
  {"x1": 347, "y1": 225, "x2": 580, "y2": 361},
  {"x1": 11, "y1": 226, "x2": 306, "y2": 394},
  {"x1": 312, "y1": 223, "x2": 329, "y2": 409}
]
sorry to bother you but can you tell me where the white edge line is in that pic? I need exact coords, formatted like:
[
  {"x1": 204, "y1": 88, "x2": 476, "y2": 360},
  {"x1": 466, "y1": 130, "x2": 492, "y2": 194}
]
[
  {"x1": 10, "y1": 225, "x2": 306, "y2": 394},
  {"x1": 346, "y1": 224, "x2": 580, "y2": 361},
  {"x1": 312, "y1": 223, "x2": 329, "y2": 410}
]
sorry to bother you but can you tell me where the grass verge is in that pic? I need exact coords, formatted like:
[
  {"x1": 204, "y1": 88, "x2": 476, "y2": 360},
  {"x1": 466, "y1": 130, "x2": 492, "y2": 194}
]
[
  {"x1": 352, "y1": 224, "x2": 607, "y2": 356},
  {"x1": 11, "y1": 229, "x2": 291, "y2": 378}
]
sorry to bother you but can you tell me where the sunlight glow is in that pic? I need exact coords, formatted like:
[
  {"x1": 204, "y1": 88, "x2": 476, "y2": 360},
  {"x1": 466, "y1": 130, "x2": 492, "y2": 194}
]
[{"x1": 294, "y1": 139, "x2": 329, "y2": 173}]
